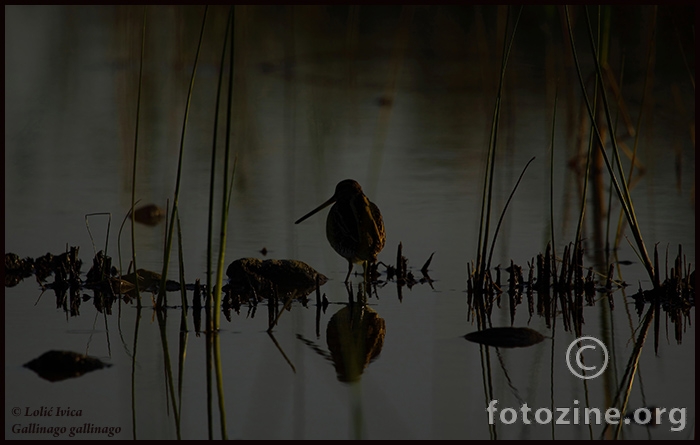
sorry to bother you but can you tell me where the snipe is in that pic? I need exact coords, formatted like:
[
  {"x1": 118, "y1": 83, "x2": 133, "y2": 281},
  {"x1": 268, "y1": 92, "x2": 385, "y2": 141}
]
[{"x1": 295, "y1": 179, "x2": 385, "y2": 283}]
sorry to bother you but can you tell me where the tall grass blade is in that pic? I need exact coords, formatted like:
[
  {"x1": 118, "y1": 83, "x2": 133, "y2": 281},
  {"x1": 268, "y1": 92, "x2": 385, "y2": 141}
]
[
  {"x1": 85, "y1": 213, "x2": 111, "y2": 258},
  {"x1": 156, "y1": 310, "x2": 181, "y2": 439},
  {"x1": 177, "y1": 327, "x2": 188, "y2": 425},
  {"x1": 85, "y1": 213, "x2": 112, "y2": 283},
  {"x1": 486, "y1": 156, "x2": 536, "y2": 270},
  {"x1": 157, "y1": 5, "x2": 209, "y2": 307},
  {"x1": 597, "y1": 303, "x2": 655, "y2": 439},
  {"x1": 130, "y1": 6, "x2": 147, "y2": 308},
  {"x1": 205, "y1": 6, "x2": 234, "y2": 440},
  {"x1": 564, "y1": 6, "x2": 655, "y2": 283},
  {"x1": 130, "y1": 307, "x2": 142, "y2": 439},
  {"x1": 118, "y1": 199, "x2": 141, "y2": 277},
  {"x1": 213, "y1": 5, "x2": 237, "y2": 331},
  {"x1": 476, "y1": 6, "x2": 522, "y2": 286},
  {"x1": 267, "y1": 331, "x2": 297, "y2": 373},
  {"x1": 176, "y1": 214, "x2": 188, "y2": 332},
  {"x1": 213, "y1": 332, "x2": 228, "y2": 439},
  {"x1": 205, "y1": 317, "x2": 213, "y2": 439},
  {"x1": 549, "y1": 87, "x2": 558, "y2": 251},
  {"x1": 207, "y1": 6, "x2": 234, "y2": 327},
  {"x1": 613, "y1": 7, "x2": 657, "y2": 257},
  {"x1": 212, "y1": 6, "x2": 237, "y2": 439},
  {"x1": 572, "y1": 7, "x2": 600, "y2": 257},
  {"x1": 583, "y1": 7, "x2": 654, "y2": 274},
  {"x1": 129, "y1": 10, "x2": 147, "y2": 437}
]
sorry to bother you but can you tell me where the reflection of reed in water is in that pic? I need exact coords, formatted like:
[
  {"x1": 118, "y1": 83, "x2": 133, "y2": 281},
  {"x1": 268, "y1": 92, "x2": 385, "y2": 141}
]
[{"x1": 326, "y1": 304, "x2": 385, "y2": 383}]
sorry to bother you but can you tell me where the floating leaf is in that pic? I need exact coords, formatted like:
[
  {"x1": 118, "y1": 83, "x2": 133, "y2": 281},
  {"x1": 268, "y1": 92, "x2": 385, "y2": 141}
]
[
  {"x1": 24, "y1": 350, "x2": 111, "y2": 382},
  {"x1": 464, "y1": 327, "x2": 545, "y2": 348}
]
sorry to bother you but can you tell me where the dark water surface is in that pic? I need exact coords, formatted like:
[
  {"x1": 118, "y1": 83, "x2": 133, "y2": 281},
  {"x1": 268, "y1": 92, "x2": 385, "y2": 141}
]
[{"x1": 5, "y1": 6, "x2": 694, "y2": 440}]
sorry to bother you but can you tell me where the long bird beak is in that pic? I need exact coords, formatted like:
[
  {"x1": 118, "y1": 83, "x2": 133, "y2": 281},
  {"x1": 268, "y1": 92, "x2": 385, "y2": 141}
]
[{"x1": 295, "y1": 195, "x2": 336, "y2": 224}]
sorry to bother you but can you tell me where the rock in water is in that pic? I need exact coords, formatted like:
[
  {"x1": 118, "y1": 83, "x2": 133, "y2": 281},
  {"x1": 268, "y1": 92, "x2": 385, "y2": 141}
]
[{"x1": 226, "y1": 258, "x2": 327, "y2": 300}]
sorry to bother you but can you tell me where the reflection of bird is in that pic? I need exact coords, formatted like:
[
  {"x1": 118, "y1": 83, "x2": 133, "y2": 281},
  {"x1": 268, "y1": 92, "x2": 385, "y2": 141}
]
[
  {"x1": 326, "y1": 305, "x2": 386, "y2": 383},
  {"x1": 295, "y1": 179, "x2": 385, "y2": 283}
]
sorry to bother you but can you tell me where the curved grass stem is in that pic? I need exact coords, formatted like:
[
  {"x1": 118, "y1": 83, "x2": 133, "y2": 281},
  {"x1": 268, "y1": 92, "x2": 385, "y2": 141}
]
[
  {"x1": 564, "y1": 5, "x2": 655, "y2": 284},
  {"x1": 157, "y1": 5, "x2": 209, "y2": 308},
  {"x1": 476, "y1": 6, "x2": 523, "y2": 286}
]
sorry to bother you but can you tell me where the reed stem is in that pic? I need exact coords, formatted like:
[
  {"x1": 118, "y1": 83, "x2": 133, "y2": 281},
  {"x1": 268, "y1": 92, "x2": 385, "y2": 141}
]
[
  {"x1": 157, "y1": 5, "x2": 209, "y2": 307},
  {"x1": 130, "y1": 6, "x2": 147, "y2": 308}
]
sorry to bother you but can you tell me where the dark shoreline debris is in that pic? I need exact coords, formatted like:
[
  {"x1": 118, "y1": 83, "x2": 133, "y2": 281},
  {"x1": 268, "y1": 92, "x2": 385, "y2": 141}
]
[{"x1": 466, "y1": 242, "x2": 694, "y2": 347}]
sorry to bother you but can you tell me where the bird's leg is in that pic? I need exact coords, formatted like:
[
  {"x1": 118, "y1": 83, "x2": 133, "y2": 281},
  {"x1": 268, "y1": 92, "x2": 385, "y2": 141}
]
[{"x1": 344, "y1": 261, "x2": 354, "y2": 284}]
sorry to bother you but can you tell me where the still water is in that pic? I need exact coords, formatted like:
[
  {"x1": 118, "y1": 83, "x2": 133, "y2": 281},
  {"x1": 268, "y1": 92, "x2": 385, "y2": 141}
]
[{"x1": 5, "y1": 6, "x2": 694, "y2": 440}]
